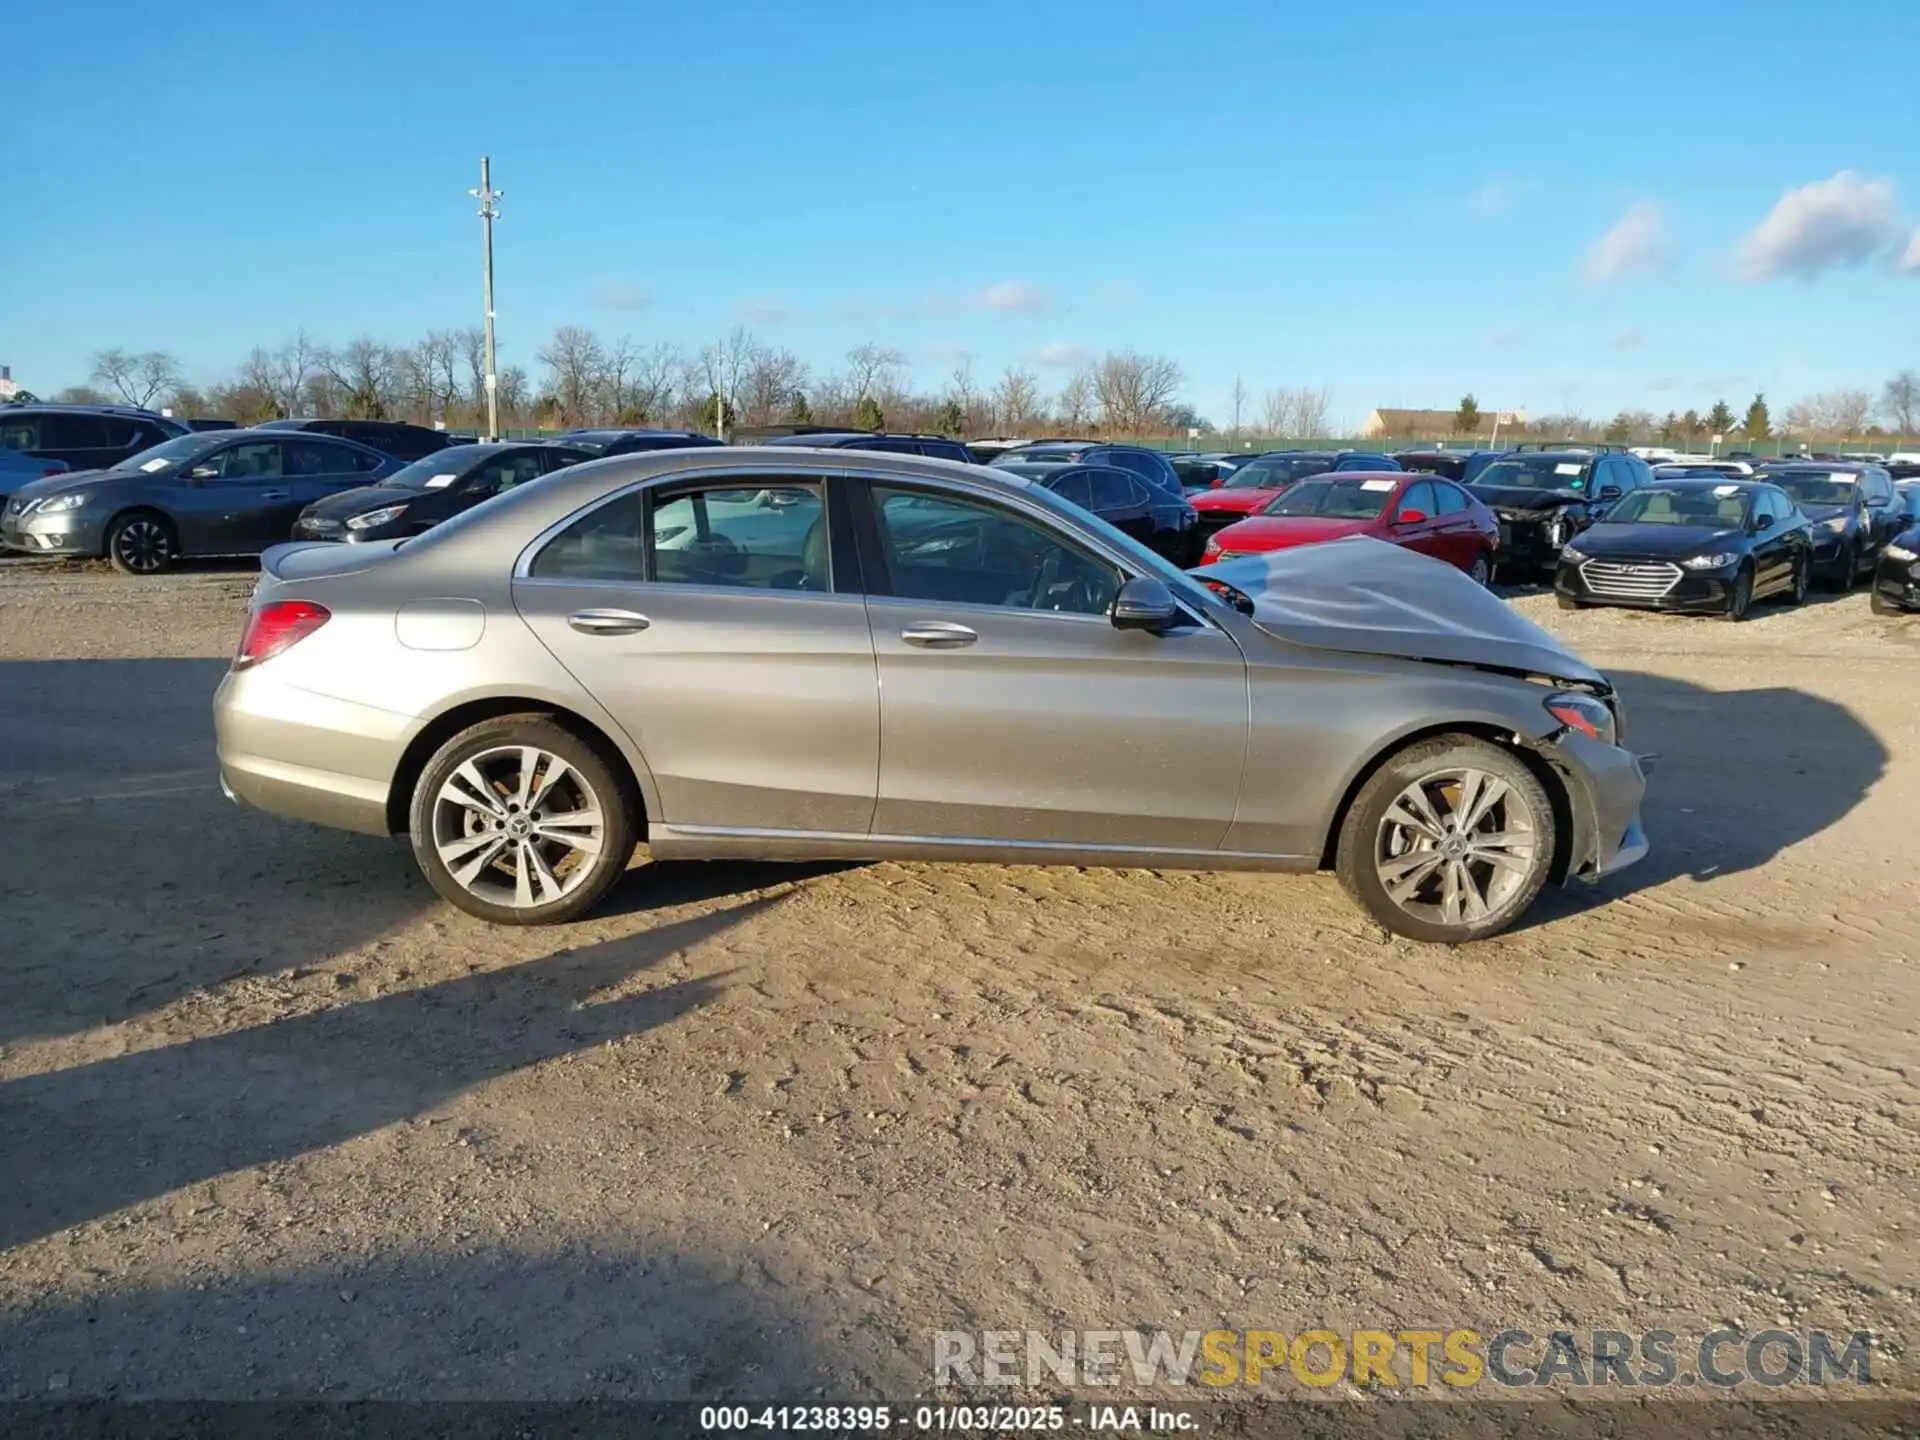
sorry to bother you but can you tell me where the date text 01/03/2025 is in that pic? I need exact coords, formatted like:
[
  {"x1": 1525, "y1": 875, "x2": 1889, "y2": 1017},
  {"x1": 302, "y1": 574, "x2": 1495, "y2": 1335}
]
[{"x1": 697, "y1": 1403, "x2": 1200, "y2": 1432}]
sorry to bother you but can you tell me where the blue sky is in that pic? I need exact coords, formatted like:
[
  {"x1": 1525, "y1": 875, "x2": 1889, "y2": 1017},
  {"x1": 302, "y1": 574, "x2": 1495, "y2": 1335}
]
[{"x1": 5, "y1": 0, "x2": 1917, "y2": 428}]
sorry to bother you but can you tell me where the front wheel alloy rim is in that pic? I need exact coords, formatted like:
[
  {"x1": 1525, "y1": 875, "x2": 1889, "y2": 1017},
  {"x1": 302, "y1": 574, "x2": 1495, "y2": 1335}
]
[
  {"x1": 431, "y1": 745, "x2": 606, "y2": 908},
  {"x1": 114, "y1": 520, "x2": 170, "y2": 572},
  {"x1": 1374, "y1": 767, "x2": 1540, "y2": 928}
]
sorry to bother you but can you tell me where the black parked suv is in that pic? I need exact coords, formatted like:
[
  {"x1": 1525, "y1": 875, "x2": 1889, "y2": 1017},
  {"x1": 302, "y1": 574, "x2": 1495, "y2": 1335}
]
[
  {"x1": 0, "y1": 404, "x2": 188, "y2": 473},
  {"x1": 257, "y1": 418, "x2": 457, "y2": 462},
  {"x1": 760, "y1": 431, "x2": 976, "y2": 464},
  {"x1": 1468, "y1": 450, "x2": 1653, "y2": 579}
]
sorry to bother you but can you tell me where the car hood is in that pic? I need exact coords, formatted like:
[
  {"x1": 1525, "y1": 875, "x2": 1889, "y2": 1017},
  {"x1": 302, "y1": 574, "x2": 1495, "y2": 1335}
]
[
  {"x1": 1470, "y1": 484, "x2": 1590, "y2": 512},
  {"x1": 299, "y1": 483, "x2": 411, "y2": 520},
  {"x1": 1795, "y1": 502, "x2": 1851, "y2": 523},
  {"x1": 1201, "y1": 536, "x2": 1606, "y2": 687},
  {"x1": 8, "y1": 469, "x2": 122, "y2": 505},
  {"x1": 1574, "y1": 523, "x2": 1743, "y2": 559},
  {"x1": 1192, "y1": 488, "x2": 1278, "y2": 513},
  {"x1": 1215, "y1": 516, "x2": 1375, "y2": 550}
]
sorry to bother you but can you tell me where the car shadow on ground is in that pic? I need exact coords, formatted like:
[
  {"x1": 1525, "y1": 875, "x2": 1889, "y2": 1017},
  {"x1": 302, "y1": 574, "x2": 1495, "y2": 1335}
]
[
  {"x1": 0, "y1": 659, "x2": 438, "y2": 1048},
  {"x1": 0, "y1": 1229, "x2": 869, "y2": 1402},
  {"x1": 1526, "y1": 667, "x2": 1887, "y2": 925},
  {"x1": 0, "y1": 897, "x2": 781, "y2": 1253}
]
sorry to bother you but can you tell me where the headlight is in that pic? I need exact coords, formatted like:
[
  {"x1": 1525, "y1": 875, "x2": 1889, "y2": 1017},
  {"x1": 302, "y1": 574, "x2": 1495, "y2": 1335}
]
[
  {"x1": 1203, "y1": 536, "x2": 1222, "y2": 556},
  {"x1": 1822, "y1": 516, "x2": 1849, "y2": 533},
  {"x1": 1682, "y1": 552, "x2": 1740, "y2": 569},
  {"x1": 1545, "y1": 692, "x2": 1617, "y2": 747},
  {"x1": 345, "y1": 504, "x2": 408, "y2": 531},
  {"x1": 1888, "y1": 543, "x2": 1919, "y2": 563},
  {"x1": 1560, "y1": 544, "x2": 1587, "y2": 563},
  {"x1": 28, "y1": 493, "x2": 87, "y2": 514}
]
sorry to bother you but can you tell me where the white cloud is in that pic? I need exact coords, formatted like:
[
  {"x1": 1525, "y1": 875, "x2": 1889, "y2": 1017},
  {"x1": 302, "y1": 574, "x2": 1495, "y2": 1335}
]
[
  {"x1": 1583, "y1": 201, "x2": 1672, "y2": 283},
  {"x1": 737, "y1": 299, "x2": 800, "y2": 326},
  {"x1": 1611, "y1": 326, "x2": 1645, "y2": 351},
  {"x1": 974, "y1": 280, "x2": 1050, "y2": 315},
  {"x1": 1733, "y1": 171, "x2": 1901, "y2": 282},
  {"x1": 1026, "y1": 342, "x2": 1092, "y2": 369},
  {"x1": 1468, "y1": 175, "x2": 1538, "y2": 217},
  {"x1": 596, "y1": 283, "x2": 650, "y2": 311},
  {"x1": 1900, "y1": 228, "x2": 1920, "y2": 273}
]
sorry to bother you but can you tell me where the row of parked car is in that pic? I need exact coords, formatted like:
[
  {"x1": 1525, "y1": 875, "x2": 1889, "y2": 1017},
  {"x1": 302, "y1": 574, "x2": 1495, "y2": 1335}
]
[{"x1": 3, "y1": 402, "x2": 1918, "y2": 617}]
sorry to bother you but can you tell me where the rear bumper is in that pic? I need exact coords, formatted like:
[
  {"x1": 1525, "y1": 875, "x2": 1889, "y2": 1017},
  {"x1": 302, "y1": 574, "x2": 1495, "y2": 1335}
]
[{"x1": 213, "y1": 666, "x2": 410, "y2": 837}]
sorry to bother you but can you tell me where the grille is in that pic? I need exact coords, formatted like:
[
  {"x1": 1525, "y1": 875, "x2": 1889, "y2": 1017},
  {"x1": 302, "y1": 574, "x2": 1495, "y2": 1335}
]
[
  {"x1": 1580, "y1": 559, "x2": 1681, "y2": 599},
  {"x1": 1197, "y1": 511, "x2": 1248, "y2": 538}
]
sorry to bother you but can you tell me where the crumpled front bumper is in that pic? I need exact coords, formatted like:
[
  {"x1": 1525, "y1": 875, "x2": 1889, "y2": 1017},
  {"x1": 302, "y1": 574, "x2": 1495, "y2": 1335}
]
[{"x1": 1528, "y1": 729, "x2": 1651, "y2": 884}]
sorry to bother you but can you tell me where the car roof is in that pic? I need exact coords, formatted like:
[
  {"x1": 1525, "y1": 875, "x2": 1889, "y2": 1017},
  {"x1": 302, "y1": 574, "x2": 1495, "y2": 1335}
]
[
  {"x1": 1641, "y1": 477, "x2": 1766, "y2": 490},
  {"x1": 1762, "y1": 460, "x2": 1871, "y2": 472}
]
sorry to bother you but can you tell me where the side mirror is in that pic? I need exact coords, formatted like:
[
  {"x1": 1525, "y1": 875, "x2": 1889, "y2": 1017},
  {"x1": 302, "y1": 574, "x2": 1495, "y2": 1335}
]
[
  {"x1": 1752, "y1": 513, "x2": 1774, "y2": 532},
  {"x1": 1395, "y1": 508, "x2": 1428, "y2": 526},
  {"x1": 1599, "y1": 484, "x2": 1622, "y2": 501},
  {"x1": 1110, "y1": 576, "x2": 1181, "y2": 633},
  {"x1": 187, "y1": 465, "x2": 219, "y2": 482}
]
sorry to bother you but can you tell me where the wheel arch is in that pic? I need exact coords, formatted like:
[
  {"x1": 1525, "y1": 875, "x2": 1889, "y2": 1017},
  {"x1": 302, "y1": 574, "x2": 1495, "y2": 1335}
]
[
  {"x1": 1316, "y1": 721, "x2": 1577, "y2": 884},
  {"x1": 384, "y1": 696, "x2": 650, "y2": 840}
]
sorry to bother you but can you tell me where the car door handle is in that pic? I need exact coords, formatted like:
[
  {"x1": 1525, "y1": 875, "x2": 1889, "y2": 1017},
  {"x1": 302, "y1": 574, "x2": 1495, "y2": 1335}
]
[
  {"x1": 900, "y1": 622, "x2": 977, "y2": 648},
  {"x1": 260, "y1": 489, "x2": 290, "y2": 500},
  {"x1": 567, "y1": 608, "x2": 651, "y2": 636}
]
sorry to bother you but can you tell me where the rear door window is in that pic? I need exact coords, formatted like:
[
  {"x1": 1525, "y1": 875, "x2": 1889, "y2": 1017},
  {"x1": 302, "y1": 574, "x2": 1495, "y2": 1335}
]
[
  {"x1": 1090, "y1": 471, "x2": 1134, "y2": 509},
  {"x1": 1400, "y1": 481, "x2": 1438, "y2": 518},
  {"x1": 284, "y1": 439, "x2": 361, "y2": 476},
  {"x1": 1048, "y1": 472, "x2": 1094, "y2": 509},
  {"x1": 1433, "y1": 482, "x2": 1468, "y2": 514}
]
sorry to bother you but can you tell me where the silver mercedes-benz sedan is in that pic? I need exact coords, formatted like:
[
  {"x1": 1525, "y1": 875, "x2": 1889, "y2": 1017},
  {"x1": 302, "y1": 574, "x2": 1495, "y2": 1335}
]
[{"x1": 214, "y1": 447, "x2": 1648, "y2": 943}]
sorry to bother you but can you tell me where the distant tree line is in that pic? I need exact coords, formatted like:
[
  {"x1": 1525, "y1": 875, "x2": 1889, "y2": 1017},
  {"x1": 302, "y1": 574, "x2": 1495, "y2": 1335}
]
[
  {"x1": 38, "y1": 328, "x2": 1205, "y2": 440},
  {"x1": 31, "y1": 336, "x2": 1918, "y2": 448}
]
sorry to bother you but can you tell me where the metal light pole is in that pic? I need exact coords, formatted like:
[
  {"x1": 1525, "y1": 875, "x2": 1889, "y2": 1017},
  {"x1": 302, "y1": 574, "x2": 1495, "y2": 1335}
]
[{"x1": 469, "y1": 158, "x2": 502, "y2": 441}]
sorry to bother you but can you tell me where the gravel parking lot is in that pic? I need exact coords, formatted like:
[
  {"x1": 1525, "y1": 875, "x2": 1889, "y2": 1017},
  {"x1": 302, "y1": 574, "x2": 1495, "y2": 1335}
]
[{"x1": 2, "y1": 554, "x2": 1916, "y2": 1404}]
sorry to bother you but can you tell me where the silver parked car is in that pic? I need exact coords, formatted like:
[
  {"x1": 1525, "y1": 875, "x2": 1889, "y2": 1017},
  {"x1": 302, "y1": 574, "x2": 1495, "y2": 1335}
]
[{"x1": 214, "y1": 449, "x2": 1649, "y2": 943}]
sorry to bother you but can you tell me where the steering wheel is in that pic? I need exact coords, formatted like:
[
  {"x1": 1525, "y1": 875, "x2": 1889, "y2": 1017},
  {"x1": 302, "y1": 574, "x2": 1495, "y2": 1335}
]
[{"x1": 1027, "y1": 549, "x2": 1065, "y2": 609}]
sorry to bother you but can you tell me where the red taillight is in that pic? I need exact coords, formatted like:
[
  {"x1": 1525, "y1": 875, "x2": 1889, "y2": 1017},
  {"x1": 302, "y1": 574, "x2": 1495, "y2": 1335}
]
[{"x1": 234, "y1": 600, "x2": 330, "y2": 671}]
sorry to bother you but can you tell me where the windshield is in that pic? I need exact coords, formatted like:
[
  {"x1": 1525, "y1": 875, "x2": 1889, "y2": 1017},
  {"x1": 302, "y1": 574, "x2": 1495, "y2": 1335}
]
[
  {"x1": 1605, "y1": 487, "x2": 1751, "y2": 527},
  {"x1": 380, "y1": 448, "x2": 488, "y2": 489},
  {"x1": 113, "y1": 433, "x2": 223, "y2": 473},
  {"x1": 1224, "y1": 455, "x2": 1334, "y2": 490},
  {"x1": 1472, "y1": 455, "x2": 1592, "y2": 490},
  {"x1": 1768, "y1": 471, "x2": 1858, "y2": 507},
  {"x1": 1262, "y1": 476, "x2": 1399, "y2": 519}
]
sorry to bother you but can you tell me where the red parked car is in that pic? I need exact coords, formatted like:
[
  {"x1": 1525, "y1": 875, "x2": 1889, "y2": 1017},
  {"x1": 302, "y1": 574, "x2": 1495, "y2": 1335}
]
[{"x1": 1199, "y1": 472, "x2": 1498, "y2": 584}]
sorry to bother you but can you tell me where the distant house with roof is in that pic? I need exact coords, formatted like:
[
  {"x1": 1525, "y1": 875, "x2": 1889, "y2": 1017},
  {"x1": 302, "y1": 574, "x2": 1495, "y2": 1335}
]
[{"x1": 0, "y1": 367, "x2": 18, "y2": 401}]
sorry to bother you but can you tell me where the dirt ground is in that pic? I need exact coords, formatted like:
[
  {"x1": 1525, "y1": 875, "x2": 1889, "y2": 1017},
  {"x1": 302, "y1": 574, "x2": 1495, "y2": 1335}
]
[{"x1": 1, "y1": 554, "x2": 1916, "y2": 1409}]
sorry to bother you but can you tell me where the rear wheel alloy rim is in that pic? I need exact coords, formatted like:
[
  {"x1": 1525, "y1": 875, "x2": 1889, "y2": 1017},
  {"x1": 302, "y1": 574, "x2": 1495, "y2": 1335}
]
[
  {"x1": 1374, "y1": 767, "x2": 1539, "y2": 929},
  {"x1": 1470, "y1": 554, "x2": 1491, "y2": 586},
  {"x1": 431, "y1": 745, "x2": 605, "y2": 909},
  {"x1": 114, "y1": 520, "x2": 170, "y2": 572}
]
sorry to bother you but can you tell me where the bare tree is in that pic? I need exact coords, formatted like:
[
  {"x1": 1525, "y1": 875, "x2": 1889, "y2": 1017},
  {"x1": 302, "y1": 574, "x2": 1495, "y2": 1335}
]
[
  {"x1": 844, "y1": 342, "x2": 905, "y2": 402},
  {"x1": 742, "y1": 345, "x2": 808, "y2": 425},
  {"x1": 1800, "y1": 388, "x2": 1876, "y2": 438},
  {"x1": 946, "y1": 357, "x2": 978, "y2": 431},
  {"x1": 1290, "y1": 386, "x2": 1332, "y2": 437},
  {"x1": 1056, "y1": 367, "x2": 1096, "y2": 431},
  {"x1": 1882, "y1": 370, "x2": 1919, "y2": 437},
  {"x1": 536, "y1": 325, "x2": 608, "y2": 426},
  {"x1": 324, "y1": 337, "x2": 397, "y2": 419},
  {"x1": 1093, "y1": 350, "x2": 1184, "y2": 433},
  {"x1": 269, "y1": 330, "x2": 321, "y2": 417},
  {"x1": 89, "y1": 348, "x2": 183, "y2": 408},
  {"x1": 1228, "y1": 377, "x2": 1249, "y2": 442},
  {"x1": 1260, "y1": 387, "x2": 1292, "y2": 436},
  {"x1": 698, "y1": 327, "x2": 760, "y2": 435},
  {"x1": 991, "y1": 366, "x2": 1041, "y2": 433}
]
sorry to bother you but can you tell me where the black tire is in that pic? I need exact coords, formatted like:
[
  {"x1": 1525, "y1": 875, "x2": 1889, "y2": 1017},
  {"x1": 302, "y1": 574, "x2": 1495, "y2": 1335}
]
[
  {"x1": 408, "y1": 714, "x2": 637, "y2": 925},
  {"x1": 1824, "y1": 544, "x2": 1857, "y2": 593},
  {"x1": 1556, "y1": 592, "x2": 1582, "y2": 610},
  {"x1": 1719, "y1": 564, "x2": 1753, "y2": 622},
  {"x1": 105, "y1": 511, "x2": 178, "y2": 576},
  {"x1": 1467, "y1": 553, "x2": 1492, "y2": 587},
  {"x1": 1334, "y1": 735, "x2": 1557, "y2": 945},
  {"x1": 1870, "y1": 587, "x2": 1895, "y2": 615}
]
